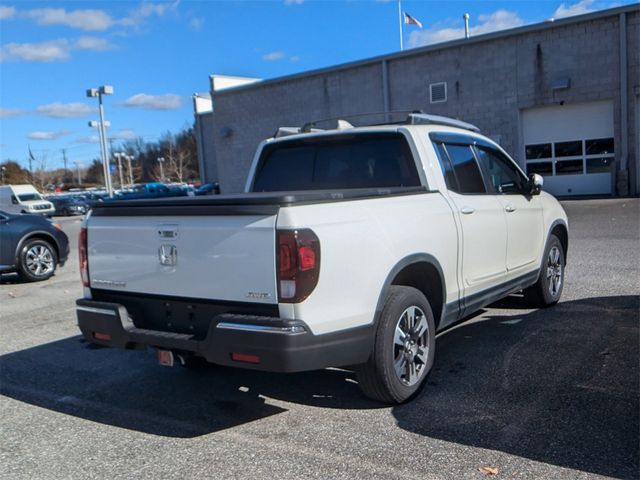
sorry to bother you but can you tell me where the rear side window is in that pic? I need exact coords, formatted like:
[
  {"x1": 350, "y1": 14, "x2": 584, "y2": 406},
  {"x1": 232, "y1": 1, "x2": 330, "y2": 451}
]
[
  {"x1": 252, "y1": 134, "x2": 421, "y2": 192},
  {"x1": 433, "y1": 142, "x2": 458, "y2": 191},
  {"x1": 441, "y1": 144, "x2": 486, "y2": 194}
]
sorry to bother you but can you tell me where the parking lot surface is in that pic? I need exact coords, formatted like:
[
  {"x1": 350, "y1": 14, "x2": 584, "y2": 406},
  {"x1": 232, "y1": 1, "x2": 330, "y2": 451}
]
[{"x1": 1, "y1": 199, "x2": 638, "y2": 480}]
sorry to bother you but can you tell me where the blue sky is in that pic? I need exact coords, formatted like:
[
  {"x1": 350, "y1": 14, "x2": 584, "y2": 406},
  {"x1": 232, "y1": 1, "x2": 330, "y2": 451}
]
[{"x1": 0, "y1": 0, "x2": 633, "y2": 171}]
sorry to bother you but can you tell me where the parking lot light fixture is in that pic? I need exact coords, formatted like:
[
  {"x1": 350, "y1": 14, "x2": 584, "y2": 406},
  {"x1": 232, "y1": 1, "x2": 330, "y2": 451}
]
[{"x1": 86, "y1": 85, "x2": 114, "y2": 197}]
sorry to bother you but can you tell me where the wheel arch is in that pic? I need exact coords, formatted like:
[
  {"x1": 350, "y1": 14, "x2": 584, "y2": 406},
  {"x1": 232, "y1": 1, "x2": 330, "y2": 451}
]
[
  {"x1": 374, "y1": 254, "x2": 446, "y2": 329},
  {"x1": 549, "y1": 219, "x2": 568, "y2": 264},
  {"x1": 15, "y1": 231, "x2": 60, "y2": 263}
]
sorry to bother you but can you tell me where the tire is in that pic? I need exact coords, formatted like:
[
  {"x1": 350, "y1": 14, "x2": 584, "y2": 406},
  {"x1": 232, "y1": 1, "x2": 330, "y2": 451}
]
[
  {"x1": 523, "y1": 234, "x2": 565, "y2": 307},
  {"x1": 356, "y1": 286, "x2": 436, "y2": 404},
  {"x1": 17, "y1": 238, "x2": 58, "y2": 282}
]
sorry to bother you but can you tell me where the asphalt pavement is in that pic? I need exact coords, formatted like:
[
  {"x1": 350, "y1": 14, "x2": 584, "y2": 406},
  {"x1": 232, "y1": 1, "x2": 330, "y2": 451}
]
[{"x1": 0, "y1": 199, "x2": 638, "y2": 480}]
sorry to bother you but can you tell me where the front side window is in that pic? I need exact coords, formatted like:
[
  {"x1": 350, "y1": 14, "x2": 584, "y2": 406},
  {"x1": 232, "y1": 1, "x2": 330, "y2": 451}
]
[
  {"x1": 443, "y1": 144, "x2": 486, "y2": 194},
  {"x1": 474, "y1": 145, "x2": 527, "y2": 194}
]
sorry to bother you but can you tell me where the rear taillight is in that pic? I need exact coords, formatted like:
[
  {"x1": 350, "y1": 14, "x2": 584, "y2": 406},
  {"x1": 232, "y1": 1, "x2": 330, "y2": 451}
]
[
  {"x1": 79, "y1": 227, "x2": 89, "y2": 287},
  {"x1": 277, "y1": 229, "x2": 320, "y2": 303}
]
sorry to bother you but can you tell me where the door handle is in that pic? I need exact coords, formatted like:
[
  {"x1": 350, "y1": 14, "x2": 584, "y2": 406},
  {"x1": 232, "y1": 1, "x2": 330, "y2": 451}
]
[
  {"x1": 460, "y1": 206, "x2": 475, "y2": 215},
  {"x1": 505, "y1": 204, "x2": 516, "y2": 213}
]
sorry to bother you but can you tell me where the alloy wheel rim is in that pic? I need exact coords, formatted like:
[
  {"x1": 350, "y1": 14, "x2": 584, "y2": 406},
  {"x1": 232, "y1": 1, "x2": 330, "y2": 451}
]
[
  {"x1": 25, "y1": 244, "x2": 54, "y2": 277},
  {"x1": 393, "y1": 305, "x2": 429, "y2": 386},
  {"x1": 546, "y1": 246, "x2": 562, "y2": 297}
]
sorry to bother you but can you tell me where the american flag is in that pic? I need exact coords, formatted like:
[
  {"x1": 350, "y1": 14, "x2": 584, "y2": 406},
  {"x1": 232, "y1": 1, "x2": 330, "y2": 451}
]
[{"x1": 404, "y1": 12, "x2": 423, "y2": 29}]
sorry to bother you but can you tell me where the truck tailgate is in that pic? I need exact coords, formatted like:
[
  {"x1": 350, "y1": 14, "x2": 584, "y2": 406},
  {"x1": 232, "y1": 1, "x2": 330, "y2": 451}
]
[{"x1": 87, "y1": 214, "x2": 278, "y2": 304}]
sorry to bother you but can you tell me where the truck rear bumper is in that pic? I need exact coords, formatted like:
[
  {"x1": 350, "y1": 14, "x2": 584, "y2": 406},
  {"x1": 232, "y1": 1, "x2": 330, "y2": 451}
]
[{"x1": 76, "y1": 299, "x2": 373, "y2": 373}]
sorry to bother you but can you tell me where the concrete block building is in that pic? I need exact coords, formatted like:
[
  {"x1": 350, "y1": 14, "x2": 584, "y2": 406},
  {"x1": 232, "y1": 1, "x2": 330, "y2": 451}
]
[{"x1": 194, "y1": 4, "x2": 639, "y2": 197}]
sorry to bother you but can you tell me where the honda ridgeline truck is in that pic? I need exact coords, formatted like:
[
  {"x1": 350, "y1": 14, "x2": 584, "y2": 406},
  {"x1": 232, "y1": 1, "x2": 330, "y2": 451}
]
[{"x1": 76, "y1": 114, "x2": 568, "y2": 403}]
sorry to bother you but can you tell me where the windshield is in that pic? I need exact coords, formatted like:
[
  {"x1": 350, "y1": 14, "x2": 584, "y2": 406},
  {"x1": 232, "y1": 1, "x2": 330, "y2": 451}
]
[
  {"x1": 252, "y1": 133, "x2": 420, "y2": 192},
  {"x1": 17, "y1": 193, "x2": 43, "y2": 202}
]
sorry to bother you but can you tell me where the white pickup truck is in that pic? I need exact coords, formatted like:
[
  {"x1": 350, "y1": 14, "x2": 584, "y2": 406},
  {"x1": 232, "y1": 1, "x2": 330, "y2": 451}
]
[{"x1": 76, "y1": 114, "x2": 568, "y2": 403}]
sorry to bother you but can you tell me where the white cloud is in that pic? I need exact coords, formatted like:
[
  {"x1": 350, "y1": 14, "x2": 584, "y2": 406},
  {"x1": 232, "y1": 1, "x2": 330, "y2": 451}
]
[
  {"x1": 189, "y1": 17, "x2": 204, "y2": 30},
  {"x1": 26, "y1": 8, "x2": 114, "y2": 31},
  {"x1": 0, "y1": 107, "x2": 26, "y2": 118},
  {"x1": 284, "y1": 0, "x2": 304, "y2": 4},
  {"x1": 75, "y1": 36, "x2": 115, "y2": 51},
  {"x1": 290, "y1": 55, "x2": 300, "y2": 62},
  {"x1": 553, "y1": 0, "x2": 595, "y2": 19},
  {"x1": 75, "y1": 135, "x2": 100, "y2": 144},
  {"x1": 111, "y1": 129, "x2": 137, "y2": 140},
  {"x1": 119, "y1": 1, "x2": 180, "y2": 27},
  {"x1": 408, "y1": 10, "x2": 524, "y2": 47},
  {"x1": 76, "y1": 129, "x2": 136, "y2": 144},
  {"x1": 121, "y1": 93, "x2": 182, "y2": 110},
  {"x1": 0, "y1": 37, "x2": 114, "y2": 62},
  {"x1": 0, "y1": 40, "x2": 71, "y2": 62},
  {"x1": 36, "y1": 102, "x2": 96, "y2": 118},
  {"x1": 0, "y1": 5, "x2": 16, "y2": 20},
  {"x1": 263, "y1": 51, "x2": 286, "y2": 61},
  {"x1": 28, "y1": 130, "x2": 72, "y2": 140}
]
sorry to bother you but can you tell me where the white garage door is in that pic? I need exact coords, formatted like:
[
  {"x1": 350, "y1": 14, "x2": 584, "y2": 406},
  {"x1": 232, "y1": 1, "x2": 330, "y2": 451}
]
[{"x1": 522, "y1": 100, "x2": 615, "y2": 196}]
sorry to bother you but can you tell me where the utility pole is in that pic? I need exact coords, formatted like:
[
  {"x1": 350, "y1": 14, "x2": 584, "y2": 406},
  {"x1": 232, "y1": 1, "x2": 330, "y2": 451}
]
[
  {"x1": 463, "y1": 13, "x2": 470, "y2": 39},
  {"x1": 398, "y1": 0, "x2": 404, "y2": 51}
]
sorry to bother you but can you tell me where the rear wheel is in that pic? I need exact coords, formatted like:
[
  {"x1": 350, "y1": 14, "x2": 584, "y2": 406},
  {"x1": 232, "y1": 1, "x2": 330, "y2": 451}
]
[
  {"x1": 524, "y1": 234, "x2": 565, "y2": 307},
  {"x1": 17, "y1": 239, "x2": 58, "y2": 282},
  {"x1": 356, "y1": 286, "x2": 435, "y2": 404}
]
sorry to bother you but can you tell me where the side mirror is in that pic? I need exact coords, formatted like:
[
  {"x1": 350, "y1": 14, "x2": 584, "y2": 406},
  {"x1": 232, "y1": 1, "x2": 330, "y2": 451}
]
[{"x1": 528, "y1": 173, "x2": 544, "y2": 195}]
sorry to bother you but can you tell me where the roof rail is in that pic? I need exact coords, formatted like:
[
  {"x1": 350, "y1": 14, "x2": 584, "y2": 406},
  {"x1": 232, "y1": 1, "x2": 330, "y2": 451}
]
[
  {"x1": 407, "y1": 113, "x2": 480, "y2": 132},
  {"x1": 274, "y1": 111, "x2": 480, "y2": 138},
  {"x1": 274, "y1": 126, "x2": 325, "y2": 138}
]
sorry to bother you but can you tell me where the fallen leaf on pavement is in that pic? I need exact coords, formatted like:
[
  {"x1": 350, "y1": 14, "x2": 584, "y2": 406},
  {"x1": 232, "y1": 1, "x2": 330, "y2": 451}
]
[
  {"x1": 479, "y1": 466, "x2": 498, "y2": 475},
  {"x1": 8, "y1": 291, "x2": 16, "y2": 298}
]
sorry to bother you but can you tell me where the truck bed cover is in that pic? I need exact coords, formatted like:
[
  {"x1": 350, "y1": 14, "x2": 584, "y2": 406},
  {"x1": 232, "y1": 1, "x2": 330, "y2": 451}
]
[{"x1": 91, "y1": 186, "x2": 429, "y2": 216}]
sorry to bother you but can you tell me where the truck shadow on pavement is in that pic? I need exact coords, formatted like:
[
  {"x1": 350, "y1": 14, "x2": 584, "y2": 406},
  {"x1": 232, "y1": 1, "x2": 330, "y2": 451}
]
[
  {"x1": 0, "y1": 295, "x2": 637, "y2": 477},
  {"x1": 394, "y1": 294, "x2": 639, "y2": 479}
]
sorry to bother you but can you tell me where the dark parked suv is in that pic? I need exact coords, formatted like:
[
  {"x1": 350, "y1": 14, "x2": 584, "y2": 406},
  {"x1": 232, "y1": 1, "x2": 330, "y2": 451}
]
[{"x1": 0, "y1": 211, "x2": 69, "y2": 281}]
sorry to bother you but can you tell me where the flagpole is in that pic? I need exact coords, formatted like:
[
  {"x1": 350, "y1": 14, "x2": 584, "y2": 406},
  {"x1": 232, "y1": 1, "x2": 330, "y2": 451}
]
[{"x1": 398, "y1": 0, "x2": 404, "y2": 51}]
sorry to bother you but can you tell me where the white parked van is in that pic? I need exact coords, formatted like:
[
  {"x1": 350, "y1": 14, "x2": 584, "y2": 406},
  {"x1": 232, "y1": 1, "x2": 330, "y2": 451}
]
[{"x1": 0, "y1": 185, "x2": 55, "y2": 216}]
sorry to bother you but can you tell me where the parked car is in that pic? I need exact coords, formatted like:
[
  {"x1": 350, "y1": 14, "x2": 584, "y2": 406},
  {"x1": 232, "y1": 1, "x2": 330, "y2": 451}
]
[
  {"x1": 0, "y1": 184, "x2": 55, "y2": 216},
  {"x1": 48, "y1": 196, "x2": 89, "y2": 216},
  {"x1": 109, "y1": 182, "x2": 190, "y2": 201},
  {"x1": 0, "y1": 210, "x2": 69, "y2": 281},
  {"x1": 194, "y1": 182, "x2": 221, "y2": 195},
  {"x1": 75, "y1": 114, "x2": 568, "y2": 404}
]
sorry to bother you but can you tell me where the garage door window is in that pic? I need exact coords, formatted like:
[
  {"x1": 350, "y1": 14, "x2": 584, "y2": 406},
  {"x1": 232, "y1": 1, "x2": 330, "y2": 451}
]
[
  {"x1": 525, "y1": 143, "x2": 553, "y2": 176},
  {"x1": 525, "y1": 137, "x2": 614, "y2": 177}
]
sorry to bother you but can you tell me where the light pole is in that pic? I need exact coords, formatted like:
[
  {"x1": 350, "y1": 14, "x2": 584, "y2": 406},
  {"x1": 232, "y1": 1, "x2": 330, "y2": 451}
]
[
  {"x1": 73, "y1": 161, "x2": 82, "y2": 184},
  {"x1": 86, "y1": 85, "x2": 114, "y2": 197},
  {"x1": 126, "y1": 154, "x2": 134, "y2": 186},
  {"x1": 114, "y1": 152, "x2": 124, "y2": 188},
  {"x1": 157, "y1": 157, "x2": 165, "y2": 183},
  {"x1": 1, "y1": 166, "x2": 5, "y2": 185}
]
